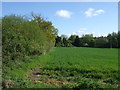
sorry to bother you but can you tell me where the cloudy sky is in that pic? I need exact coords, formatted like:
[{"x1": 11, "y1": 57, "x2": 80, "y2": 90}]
[{"x1": 2, "y1": 2, "x2": 118, "y2": 37}]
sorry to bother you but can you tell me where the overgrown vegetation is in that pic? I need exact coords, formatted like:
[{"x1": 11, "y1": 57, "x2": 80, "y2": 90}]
[
  {"x1": 2, "y1": 14, "x2": 58, "y2": 88},
  {"x1": 2, "y1": 14, "x2": 57, "y2": 66}
]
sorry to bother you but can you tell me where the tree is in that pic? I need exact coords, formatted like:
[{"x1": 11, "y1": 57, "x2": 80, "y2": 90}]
[
  {"x1": 74, "y1": 36, "x2": 81, "y2": 47},
  {"x1": 111, "y1": 32, "x2": 118, "y2": 48},
  {"x1": 31, "y1": 13, "x2": 58, "y2": 52},
  {"x1": 89, "y1": 39, "x2": 95, "y2": 47},
  {"x1": 82, "y1": 34, "x2": 95, "y2": 47},
  {"x1": 95, "y1": 37, "x2": 108, "y2": 48},
  {"x1": 69, "y1": 35, "x2": 77, "y2": 45},
  {"x1": 107, "y1": 32, "x2": 118, "y2": 48},
  {"x1": 55, "y1": 36, "x2": 62, "y2": 47},
  {"x1": 2, "y1": 15, "x2": 27, "y2": 66},
  {"x1": 63, "y1": 37, "x2": 68, "y2": 47},
  {"x1": 60, "y1": 34, "x2": 69, "y2": 47},
  {"x1": 61, "y1": 34, "x2": 68, "y2": 40},
  {"x1": 55, "y1": 32, "x2": 119, "y2": 48}
]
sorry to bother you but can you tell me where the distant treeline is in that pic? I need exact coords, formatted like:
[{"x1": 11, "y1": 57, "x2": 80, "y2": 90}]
[
  {"x1": 55, "y1": 32, "x2": 120, "y2": 48},
  {"x1": 2, "y1": 14, "x2": 58, "y2": 67}
]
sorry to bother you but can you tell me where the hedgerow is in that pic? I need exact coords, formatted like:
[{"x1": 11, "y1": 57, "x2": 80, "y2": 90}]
[{"x1": 2, "y1": 14, "x2": 58, "y2": 67}]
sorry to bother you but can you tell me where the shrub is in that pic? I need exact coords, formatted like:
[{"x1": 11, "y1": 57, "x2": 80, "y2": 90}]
[{"x1": 2, "y1": 14, "x2": 57, "y2": 68}]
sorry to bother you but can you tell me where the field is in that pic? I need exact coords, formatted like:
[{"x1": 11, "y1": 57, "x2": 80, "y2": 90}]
[{"x1": 3, "y1": 47, "x2": 118, "y2": 88}]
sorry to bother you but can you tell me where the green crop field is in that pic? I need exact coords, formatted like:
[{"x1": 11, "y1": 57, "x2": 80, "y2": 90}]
[{"x1": 4, "y1": 47, "x2": 118, "y2": 88}]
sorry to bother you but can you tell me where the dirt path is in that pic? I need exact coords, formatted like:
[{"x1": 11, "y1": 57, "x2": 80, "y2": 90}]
[{"x1": 27, "y1": 67, "x2": 76, "y2": 87}]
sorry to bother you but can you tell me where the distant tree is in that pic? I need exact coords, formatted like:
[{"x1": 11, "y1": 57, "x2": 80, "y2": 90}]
[
  {"x1": 69, "y1": 35, "x2": 77, "y2": 45},
  {"x1": 89, "y1": 39, "x2": 95, "y2": 47},
  {"x1": 61, "y1": 34, "x2": 68, "y2": 40},
  {"x1": 95, "y1": 37, "x2": 108, "y2": 48},
  {"x1": 74, "y1": 36, "x2": 81, "y2": 47},
  {"x1": 82, "y1": 34, "x2": 95, "y2": 47},
  {"x1": 107, "y1": 32, "x2": 118, "y2": 48},
  {"x1": 111, "y1": 32, "x2": 118, "y2": 48},
  {"x1": 63, "y1": 37, "x2": 68, "y2": 47},
  {"x1": 107, "y1": 34, "x2": 112, "y2": 48},
  {"x1": 55, "y1": 35, "x2": 72, "y2": 47},
  {"x1": 55, "y1": 32, "x2": 119, "y2": 48},
  {"x1": 67, "y1": 40, "x2": 73, "y2": 47},
  {"x1": 60, "y1": 34, "x2": 69, "y2": 47},
  {"x1": 79, "y1": 38, "x2": 84, "y2": 47},
  {"x1": 55, "y1": 36, "x2": 62, "y2": 47}
]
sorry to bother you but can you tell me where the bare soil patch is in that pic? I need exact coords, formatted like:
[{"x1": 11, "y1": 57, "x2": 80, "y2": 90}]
[{"x1": 27, "y1": 67, "x2": 76, "y2": 86}]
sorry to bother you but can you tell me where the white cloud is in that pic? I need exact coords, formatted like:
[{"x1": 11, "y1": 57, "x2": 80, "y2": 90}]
[
  {"x1": 71, "y1": 28, "x2": 87, "y2": 37},
  {"x1": 93, "y1": 9, "x2": 105, "y2": 16},
  {"x1": 68, "y1": 28, "x2": 108, "y2": 37},
  {"x1": 55, "y1": 10, "x2": 72, "y2": 18},
  {"x1": 84, "y1": 8, "x2": 95, "y2": 17},
  {"x1": 72, "y1": 32, "x2": 77, "y2": 35},
  {"x1": 84, "y1": 8, "x2": 105, "y2": 17}
]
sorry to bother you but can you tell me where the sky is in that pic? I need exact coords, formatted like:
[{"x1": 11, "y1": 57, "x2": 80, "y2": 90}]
[
  {"x1": 2, "y1": 2, "x2": 118, "y2": 37},
  {"x1": 1, "y1": 0, "x2": 119, "y2": 2}
]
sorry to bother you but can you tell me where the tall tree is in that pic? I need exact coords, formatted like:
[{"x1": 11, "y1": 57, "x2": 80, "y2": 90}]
[
  {"x1": 69, "y1": 35, "x2": 77, "y2": 45},
  {"x1": 95, "y1": 37, "x2": 108, "y2": 48},
  {"x1": 63, "y1": 37, "x2": 68, "y2": 47},
  {"x1": 55, "y1": 36, "x2": 62, "y2": 47},
  {"x1": 74, "y1": 36, "x2": 80, "y2": 47},
  {"x1": 107, "y1": 32, "x2": 118, "y2": 48},
  {"x1": 82, "y1": 34, "x2": 94, "y2": 47}
]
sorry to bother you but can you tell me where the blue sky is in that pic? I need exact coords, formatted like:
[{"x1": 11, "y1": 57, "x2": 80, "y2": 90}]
[{"x1": 2, "y1": 2, "x2": 118, "y2": 37}]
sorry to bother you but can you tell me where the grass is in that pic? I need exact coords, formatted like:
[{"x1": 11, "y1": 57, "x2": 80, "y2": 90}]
[
  {"x1": 49, "y1": 47, "x2": 118, "y2": 70},
  {"x1": 2, "y1": 54, "x2": 53, "y2": 88},
  {"x1": 3, "y1": 47, "x2": 118, "y2": 88}
]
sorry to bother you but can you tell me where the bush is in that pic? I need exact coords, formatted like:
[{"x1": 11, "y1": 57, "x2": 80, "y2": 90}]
[{"x1": 2, "y1": 14, "x2": 57, "y2": 67}]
